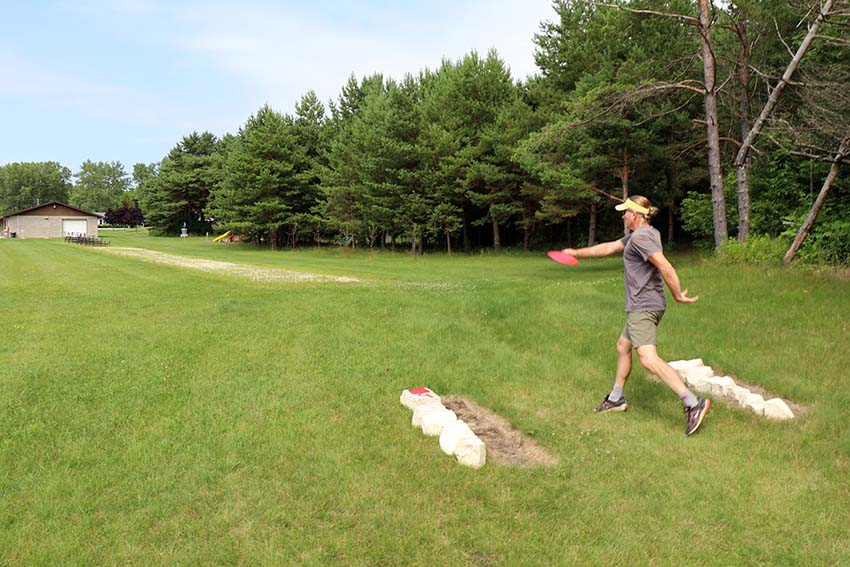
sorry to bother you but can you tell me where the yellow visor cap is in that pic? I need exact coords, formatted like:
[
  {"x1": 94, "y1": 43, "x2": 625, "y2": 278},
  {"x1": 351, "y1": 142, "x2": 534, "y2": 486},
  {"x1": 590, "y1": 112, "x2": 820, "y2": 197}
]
[{"x1": 615, "y1": 198, "x2": 649, "y2": 215}]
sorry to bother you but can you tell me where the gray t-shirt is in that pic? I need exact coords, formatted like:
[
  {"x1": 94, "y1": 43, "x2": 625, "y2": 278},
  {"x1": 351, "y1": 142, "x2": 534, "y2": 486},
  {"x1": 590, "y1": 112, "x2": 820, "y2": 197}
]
[{"x1": 620, "y1": 226, "x2": 665, "y2": 312}]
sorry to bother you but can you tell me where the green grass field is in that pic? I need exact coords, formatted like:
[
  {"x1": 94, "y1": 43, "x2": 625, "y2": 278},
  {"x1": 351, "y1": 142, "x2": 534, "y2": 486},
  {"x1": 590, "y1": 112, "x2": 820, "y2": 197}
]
[{"x1": 1, "y1": 231, "x2": 848, "y2": 566}]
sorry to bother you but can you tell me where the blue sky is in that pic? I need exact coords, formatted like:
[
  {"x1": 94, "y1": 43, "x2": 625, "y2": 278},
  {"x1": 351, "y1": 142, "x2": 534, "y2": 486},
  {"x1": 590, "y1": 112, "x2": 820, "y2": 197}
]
[{"x1": 1, "y1": 0, "x2": 557, "y2": 176}]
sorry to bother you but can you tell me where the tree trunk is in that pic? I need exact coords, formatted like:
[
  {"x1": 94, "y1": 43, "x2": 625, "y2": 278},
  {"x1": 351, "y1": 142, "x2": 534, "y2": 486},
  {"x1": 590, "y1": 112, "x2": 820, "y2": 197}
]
[
  {"x1": 667, "y1": 204, "x2": 675, "y2": 245},
  {"x1": 588, "y1": 198, "x2": 598, "y2": 245},
  {"x1": 621, "y1": 148, "x2": 630, "y2": 237},
  {"x1": 523, "y1": 203, "x2": 533, "y2": 252},
  {"x1": 462, "y1": 204, "x2": 471, "y2": 253},
  {"x1": 411, "y1": 224, "x2": 417, "y2": 256},
  {"x1": 269, "y1": 226, "x2": 278, "y2": 251},
  {"x1": 735, "y1": 165, "x2": 751, "y2": 241},
  {"x1": 491, "y1": 211, "x2": 501, "y2": 252},
  {"x1": 735, "y1": 17, "x2": 753, "y2": 242},
  {"x1": 784, "y1": 133, "x2": 850, "y2": 264},
  {"x1": 735, "y1": 0, "x2": 836, "y2": 168},
  {"x1": 666, "y1": 166, "x2": 675, "y2": 244},
  {"x1": 699, "y1": 0, "x2": 728, "y2": 248},
  {"x1": 445, "y1": 230, "x2": 452, "y2": 255},
  {"x1": 566, "y1": 217, "x2": 573, "y2": 248},
  {"x1": 621, "y1": 147, "x2": 629, "y2": 199}
]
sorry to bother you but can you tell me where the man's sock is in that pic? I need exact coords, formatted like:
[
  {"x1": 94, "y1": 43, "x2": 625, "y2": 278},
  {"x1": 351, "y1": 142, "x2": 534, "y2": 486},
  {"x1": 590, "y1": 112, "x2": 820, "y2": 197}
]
[
  {"x1": 609, "y1": 385, "x2": 624, "y2": 402},
  {"x1": 680, "y1": 389, "x2": 699, "y2": 408}
]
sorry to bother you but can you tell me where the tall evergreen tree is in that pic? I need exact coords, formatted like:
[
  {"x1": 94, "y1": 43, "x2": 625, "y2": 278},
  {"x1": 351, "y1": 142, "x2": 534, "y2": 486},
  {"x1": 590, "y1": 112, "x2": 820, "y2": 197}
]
[
  {"x1": 422, "y1": 50, "x2": 516, "y2": 251},
  {"x1": 143, "y1": 132, "x2": 221, "y2": 235},
  {"x1": 208, "y1": 105, "x2": 312, "y2": 249},
  {"x1": 321, "y1": 74, "x2": 387, "y2": 246}
]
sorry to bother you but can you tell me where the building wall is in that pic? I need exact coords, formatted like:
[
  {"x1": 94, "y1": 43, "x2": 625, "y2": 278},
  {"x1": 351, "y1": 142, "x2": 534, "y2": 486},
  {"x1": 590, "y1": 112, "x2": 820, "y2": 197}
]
[{"x1": 5, "y1": 214, "x2": 98, "y2": 238}]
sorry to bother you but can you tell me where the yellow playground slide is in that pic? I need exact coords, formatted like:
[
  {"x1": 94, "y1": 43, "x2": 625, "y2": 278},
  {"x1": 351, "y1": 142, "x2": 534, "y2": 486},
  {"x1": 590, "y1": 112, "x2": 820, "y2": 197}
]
[{"x1": 212, "y1": 230, "x2": 232, "y2": 243}]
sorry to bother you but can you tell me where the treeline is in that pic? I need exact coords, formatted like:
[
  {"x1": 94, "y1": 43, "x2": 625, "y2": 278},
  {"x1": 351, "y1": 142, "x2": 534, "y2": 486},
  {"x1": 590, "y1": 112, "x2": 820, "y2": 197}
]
[
  {"x1": 140, "y1": 53, "x2": 551, "y2": 252},
  {"x1": 2, "y1": 1, "x2": 847, "y2": 262},
  {"x1": 0, "y1": 160, "x2": 147, "y2": 218}
]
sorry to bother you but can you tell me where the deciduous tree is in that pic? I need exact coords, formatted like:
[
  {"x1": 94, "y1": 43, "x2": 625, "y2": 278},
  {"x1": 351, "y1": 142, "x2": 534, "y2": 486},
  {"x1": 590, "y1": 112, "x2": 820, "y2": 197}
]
[{"x1": 0, "y1": 161, "x2": 71, "y2": 213}]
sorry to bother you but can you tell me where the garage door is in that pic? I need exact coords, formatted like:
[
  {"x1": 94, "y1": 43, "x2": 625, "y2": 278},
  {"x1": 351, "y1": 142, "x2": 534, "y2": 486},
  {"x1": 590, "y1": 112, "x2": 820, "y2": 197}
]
[{"x1": 63, "y1": 219, "x2": 87, "y2": 236}]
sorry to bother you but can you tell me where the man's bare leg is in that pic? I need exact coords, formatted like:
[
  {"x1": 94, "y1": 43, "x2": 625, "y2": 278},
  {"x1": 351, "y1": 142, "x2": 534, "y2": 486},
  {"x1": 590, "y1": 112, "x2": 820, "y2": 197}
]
[
  {"x1": 595, "y1": 336, "x2": 634, "y2": 413},
  {"x1": 614, "y1": 335, "x2": 633, "y2": 389},
  {"x1": 635, "y1": 344, "x2": 687, "y2": 395}
]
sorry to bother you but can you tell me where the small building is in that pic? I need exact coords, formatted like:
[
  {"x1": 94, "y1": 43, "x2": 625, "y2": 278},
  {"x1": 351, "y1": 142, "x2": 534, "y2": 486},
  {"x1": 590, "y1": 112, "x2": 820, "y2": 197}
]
[{"x1": 0, "y1": 201, "x2": 102, "y2": 239}]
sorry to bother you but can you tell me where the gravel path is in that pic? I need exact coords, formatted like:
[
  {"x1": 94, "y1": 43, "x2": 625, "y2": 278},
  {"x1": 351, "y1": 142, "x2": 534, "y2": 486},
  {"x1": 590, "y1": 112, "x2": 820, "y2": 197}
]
[{"x1": 101, "y1": 247, "x2": 360, "y2": 284}]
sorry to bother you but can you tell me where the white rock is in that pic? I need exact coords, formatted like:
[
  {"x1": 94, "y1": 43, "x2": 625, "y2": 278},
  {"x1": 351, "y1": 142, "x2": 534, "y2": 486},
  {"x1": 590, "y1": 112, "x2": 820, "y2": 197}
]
[
  {"x1": 421, "y1": 409, "x2": 458, "y2": 436},
  {"x1": 412, "y1": 402, "x2": 446, "y2": 427},
  {"x1": 707, "y1": 376, "x2": 736, "y2": 397},
  {"x1": 750, "y1": 402, "x2": 766, "y2": 416},
  {"x1": 455, "y1": 435, "x2": 487, "y2": 469},
  {"x1": 763, "y1": 398, "x2": 795, "y2": 420},
  {"x1": 400, "y1": 387, "x2": 442, "y2": 409},
  {"x1": 718, "y1": 376, "x2": 738, "y2": 396},
  {"x1": 685, "y1": 373, "x2": 713, "y2": 393},
  {"x1": 681, "y1": 366, "x2": 714, "y2": 384},
  {"x1": 730, "y1": 386, "x2": 752, "y2": 404},
  {"x1": 669, "y1": 358, "x2": 704, "y2": 371},
  {"x1": 439, "y1": 420, "x2": 475, "y2": 454},
  {"x1": 741, "y1": 393, "x2": 766, "y2": 415}
]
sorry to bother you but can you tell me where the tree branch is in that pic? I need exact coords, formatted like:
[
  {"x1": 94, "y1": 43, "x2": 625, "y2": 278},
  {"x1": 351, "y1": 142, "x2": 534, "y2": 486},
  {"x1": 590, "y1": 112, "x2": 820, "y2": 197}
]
[
  {"x1": 734, "y1": 0, "x2": 837, "y2": 167},
  {"x1": 590, "y1": 186, "x2": 625, "y2": 203},
  {"x1": 774, "y1": 16, "x2": 796, "y2": 57},
  {"x1": 747, "y1": 64, "x2": 807, "y2": 86},
  {"x1": 788, "y1": 150, "x2": 846, "y2": 162},
  {"x1": 635, "y1": 82, "x2": 705, "y2": 96},
  {"x1": 593, "y1": 2, "x2": 699, "y2": 25},
  {"x1": 814, "y1": 33, "x2": 850, "y2": 45},
  {"x1": 634, "y1": 92, "x2": 702, "y2": 126}
]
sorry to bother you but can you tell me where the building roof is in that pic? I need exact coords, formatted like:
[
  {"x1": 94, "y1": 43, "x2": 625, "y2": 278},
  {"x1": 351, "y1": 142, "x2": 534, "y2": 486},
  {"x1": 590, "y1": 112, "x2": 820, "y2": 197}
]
[{"x1": 0, "y1": 201, "x2": 102, "y2": 220}]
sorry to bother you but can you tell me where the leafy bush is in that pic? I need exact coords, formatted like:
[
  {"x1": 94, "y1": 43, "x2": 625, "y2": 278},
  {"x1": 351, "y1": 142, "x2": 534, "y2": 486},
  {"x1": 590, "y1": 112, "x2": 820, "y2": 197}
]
[
  {"x1": 680, "y1": 181, "x2": 738, "y2": 244},
  {"x1": 748, "y1": 154, "x2": 815, "y2": 237},
  {"x1": 782, "y1": 209, "x2": 850, "y2": 266},
  {"x1": 716, "y1": 235, "x2": 787, "y2": 265}
]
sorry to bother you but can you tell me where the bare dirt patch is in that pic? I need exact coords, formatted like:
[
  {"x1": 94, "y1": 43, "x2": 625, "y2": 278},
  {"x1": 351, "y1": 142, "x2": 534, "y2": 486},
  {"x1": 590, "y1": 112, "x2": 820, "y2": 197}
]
[
  {"x1": 442, "y1": 397, "x2": 559, "y2": 468},
  {"x1": 100, "y1": 247, "x2": 360, "y2": 284}
]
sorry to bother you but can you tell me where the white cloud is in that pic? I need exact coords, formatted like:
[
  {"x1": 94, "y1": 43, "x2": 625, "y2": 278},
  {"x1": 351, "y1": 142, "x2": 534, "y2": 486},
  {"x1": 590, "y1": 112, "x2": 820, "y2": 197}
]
[
  {"x1": 1, "y1": 1, "x2": 557, "y2": 168},
  {"x1": 172, "y1": 0, "x2": 555, "y2": 111},
  {"x1": 0, "y1": 53, "x2": 188, "y2": 130}
]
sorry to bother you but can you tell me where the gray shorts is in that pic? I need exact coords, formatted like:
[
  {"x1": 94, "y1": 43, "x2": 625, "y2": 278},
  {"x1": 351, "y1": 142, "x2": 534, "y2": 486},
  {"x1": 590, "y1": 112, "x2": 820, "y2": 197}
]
[{"x1": 620, "y1": 310, "x2": 665, "y2": 348}]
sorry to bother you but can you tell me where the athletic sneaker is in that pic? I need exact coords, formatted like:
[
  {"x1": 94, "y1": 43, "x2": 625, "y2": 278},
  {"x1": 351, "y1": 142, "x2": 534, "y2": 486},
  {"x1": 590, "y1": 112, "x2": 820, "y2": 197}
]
[
  {"x1": 684, "y1": 397, "x2": 711, "y2": 436},
  {"x1": 594, "y1": 396, "x2": 629, "y2": 413}
]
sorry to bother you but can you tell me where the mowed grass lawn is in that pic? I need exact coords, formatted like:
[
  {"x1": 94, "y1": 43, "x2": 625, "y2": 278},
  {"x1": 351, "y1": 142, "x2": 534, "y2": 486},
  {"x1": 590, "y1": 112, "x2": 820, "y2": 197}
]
[{"x1": 1, "y1": 231, "x2": 848, "y2": 566}]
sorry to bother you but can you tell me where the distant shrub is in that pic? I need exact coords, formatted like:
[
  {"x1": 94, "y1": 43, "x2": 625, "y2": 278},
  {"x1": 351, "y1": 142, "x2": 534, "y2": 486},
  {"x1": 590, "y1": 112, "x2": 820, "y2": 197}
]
[
  {"x1": 716, "y1": 235, "x2": 787, "y2": 265},
  {"x1": 680, "y1": 185, "x2": 738, "y2": 245},
  {"x1": 783, "y1": 216, "x2": 850, "y2": 266}
]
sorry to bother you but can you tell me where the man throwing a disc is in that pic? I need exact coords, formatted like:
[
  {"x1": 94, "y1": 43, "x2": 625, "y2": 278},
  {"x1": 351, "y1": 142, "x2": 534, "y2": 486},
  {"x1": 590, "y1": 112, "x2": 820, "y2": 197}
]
[{"x1": 562, "y1": 195, "x2": 710, "y2": 436}]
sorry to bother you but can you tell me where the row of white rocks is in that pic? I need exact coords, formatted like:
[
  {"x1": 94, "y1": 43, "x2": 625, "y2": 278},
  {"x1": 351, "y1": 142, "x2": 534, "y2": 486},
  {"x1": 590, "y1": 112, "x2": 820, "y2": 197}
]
[
  {"x1": 400, "y1": 387, "x2": 486, "y2": 469},
  {"x1": 669, "y1": 359, "x2": 795, "y2": 420}
]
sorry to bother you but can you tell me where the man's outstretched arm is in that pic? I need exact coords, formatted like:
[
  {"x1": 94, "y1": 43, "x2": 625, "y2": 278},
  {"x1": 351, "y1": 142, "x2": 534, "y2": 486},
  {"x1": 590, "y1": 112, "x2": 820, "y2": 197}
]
[{"x1": 563, "y1": 239, "x2": 625, "y2": 259}]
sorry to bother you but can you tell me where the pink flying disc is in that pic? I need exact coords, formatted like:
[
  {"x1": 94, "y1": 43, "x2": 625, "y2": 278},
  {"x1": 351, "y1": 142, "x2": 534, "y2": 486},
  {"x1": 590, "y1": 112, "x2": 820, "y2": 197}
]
[{"x1": 547, "y1": 250, "x2": 579, "y2": 266}]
